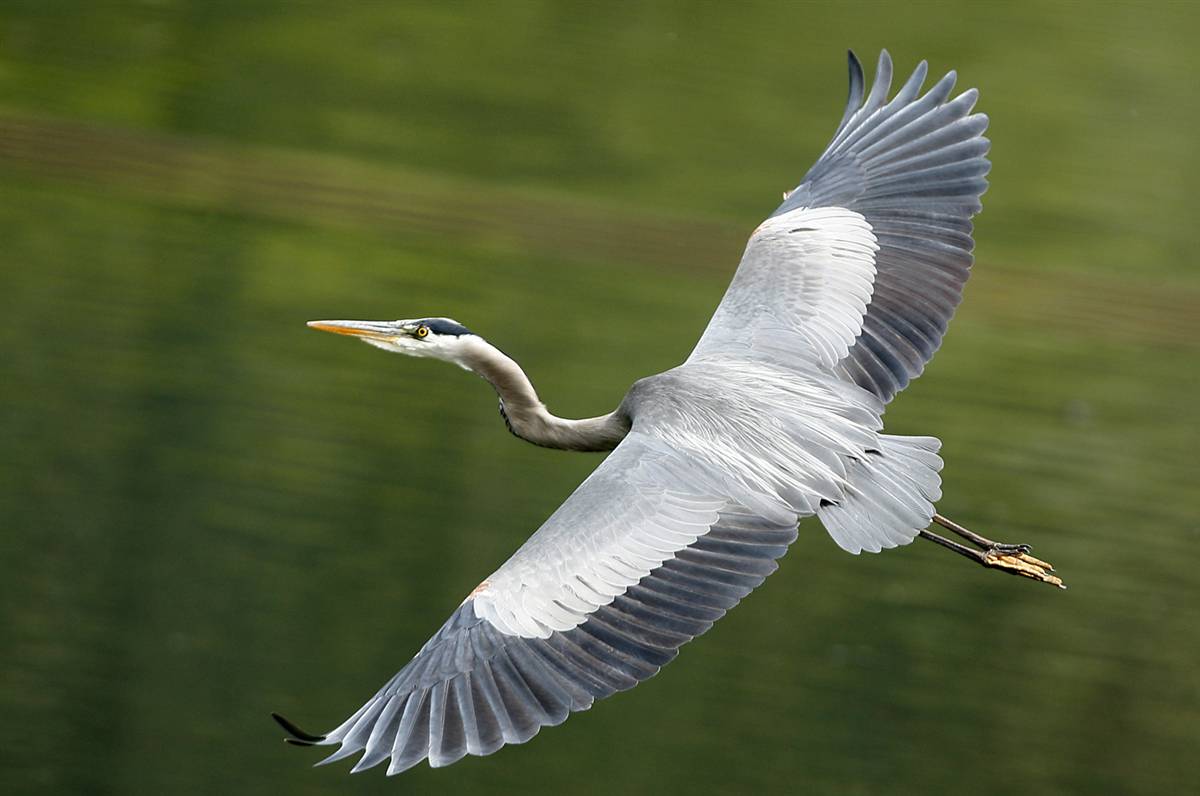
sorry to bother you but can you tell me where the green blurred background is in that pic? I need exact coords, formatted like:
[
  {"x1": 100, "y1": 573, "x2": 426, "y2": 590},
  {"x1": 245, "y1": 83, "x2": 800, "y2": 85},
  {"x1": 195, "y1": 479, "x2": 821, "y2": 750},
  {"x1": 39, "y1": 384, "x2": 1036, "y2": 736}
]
[{"x1": 2, "y1": 2, "x2": 1198, "y2": 794}]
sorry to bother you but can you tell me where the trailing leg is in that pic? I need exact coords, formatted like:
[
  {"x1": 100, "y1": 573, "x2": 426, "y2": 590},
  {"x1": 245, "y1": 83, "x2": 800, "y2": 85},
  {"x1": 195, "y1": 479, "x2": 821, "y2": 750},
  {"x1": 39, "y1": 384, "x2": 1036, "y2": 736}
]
[{"x1": 920, "y1": 515, "x2": 1064, "y2": 589}]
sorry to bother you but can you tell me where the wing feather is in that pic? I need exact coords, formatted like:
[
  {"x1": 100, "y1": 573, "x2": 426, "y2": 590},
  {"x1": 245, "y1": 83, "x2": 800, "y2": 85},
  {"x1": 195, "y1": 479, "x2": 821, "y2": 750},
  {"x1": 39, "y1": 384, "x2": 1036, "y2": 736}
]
[
  {"x1": 773, "y1": 50, "x2": 989, "y2": 402},
  {"x1": 685, "y1": 50, "x2": 987, "y2": 388},
  {"x1": 274, "y1": 435, "x2": 802, "y2": 773}
]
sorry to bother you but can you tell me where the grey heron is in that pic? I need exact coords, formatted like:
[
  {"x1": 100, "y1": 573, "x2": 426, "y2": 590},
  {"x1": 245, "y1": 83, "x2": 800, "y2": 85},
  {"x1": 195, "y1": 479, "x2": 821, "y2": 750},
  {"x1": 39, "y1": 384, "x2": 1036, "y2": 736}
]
[{"x1": 275, "y1": 50, "x2": 1063, "y2": 776}]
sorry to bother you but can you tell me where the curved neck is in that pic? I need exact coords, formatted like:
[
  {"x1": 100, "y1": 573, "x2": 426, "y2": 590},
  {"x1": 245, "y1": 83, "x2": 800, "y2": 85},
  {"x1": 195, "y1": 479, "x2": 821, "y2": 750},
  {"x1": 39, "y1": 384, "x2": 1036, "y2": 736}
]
[{"x1": 456, "y1": 337, "x2": 630, "y2": 452}]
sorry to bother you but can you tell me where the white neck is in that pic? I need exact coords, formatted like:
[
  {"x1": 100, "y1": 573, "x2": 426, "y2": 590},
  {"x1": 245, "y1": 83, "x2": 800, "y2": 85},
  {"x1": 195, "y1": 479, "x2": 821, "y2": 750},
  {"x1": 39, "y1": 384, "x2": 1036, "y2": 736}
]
[{"x1": 455, "y1": 337, "x2": 630, "y2": 452}]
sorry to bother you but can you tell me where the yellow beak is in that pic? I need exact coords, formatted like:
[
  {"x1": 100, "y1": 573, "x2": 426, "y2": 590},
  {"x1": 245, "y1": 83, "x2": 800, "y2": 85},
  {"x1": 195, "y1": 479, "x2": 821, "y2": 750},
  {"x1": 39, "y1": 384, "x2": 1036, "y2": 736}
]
[{"x1": 306, "y1": 320, "x2": 398, "y2": 340}]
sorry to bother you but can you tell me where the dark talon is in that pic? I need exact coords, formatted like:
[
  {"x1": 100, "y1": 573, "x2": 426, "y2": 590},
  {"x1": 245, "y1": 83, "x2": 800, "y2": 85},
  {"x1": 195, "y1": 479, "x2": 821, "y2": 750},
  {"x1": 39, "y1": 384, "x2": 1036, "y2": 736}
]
[{"x1": 272, "y1": 712, "x2": 326, "y2": 745}]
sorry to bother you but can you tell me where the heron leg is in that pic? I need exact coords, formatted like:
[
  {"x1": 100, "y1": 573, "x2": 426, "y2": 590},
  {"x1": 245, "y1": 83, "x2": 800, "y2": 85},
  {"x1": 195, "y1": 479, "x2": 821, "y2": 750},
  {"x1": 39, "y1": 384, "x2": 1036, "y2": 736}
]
[
  {"x1": 921, "y1": 515, "x2": 1065, "y2": 589},
  {"x1": 932, "y1": 513, "x2": 1023, "y2": 552}
]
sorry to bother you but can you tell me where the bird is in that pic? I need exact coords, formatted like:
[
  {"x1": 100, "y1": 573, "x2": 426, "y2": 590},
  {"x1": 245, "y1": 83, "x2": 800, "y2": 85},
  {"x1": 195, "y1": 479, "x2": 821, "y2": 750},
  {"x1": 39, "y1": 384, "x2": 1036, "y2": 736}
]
[{"x1": 275, "y1": 49, "x2": 1064, "y2": 777}]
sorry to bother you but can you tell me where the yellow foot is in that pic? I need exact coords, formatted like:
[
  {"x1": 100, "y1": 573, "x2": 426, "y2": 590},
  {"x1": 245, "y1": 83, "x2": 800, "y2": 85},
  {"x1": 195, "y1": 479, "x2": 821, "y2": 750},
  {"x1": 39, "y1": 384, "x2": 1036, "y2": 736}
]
[
  {"x1": 929, "y1": 514, "x2": 1066, "y2": 590},
  {"x1": 982, "y1": 546, "x2": 1065, "y2": 589}
]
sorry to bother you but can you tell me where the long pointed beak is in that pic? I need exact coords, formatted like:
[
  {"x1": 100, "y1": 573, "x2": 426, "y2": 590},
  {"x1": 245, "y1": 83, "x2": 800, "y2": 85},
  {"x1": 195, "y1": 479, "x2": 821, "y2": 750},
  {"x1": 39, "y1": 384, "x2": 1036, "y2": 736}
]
[{"x1": 306, "y1": 320, "x2": 398, "y2": 340}]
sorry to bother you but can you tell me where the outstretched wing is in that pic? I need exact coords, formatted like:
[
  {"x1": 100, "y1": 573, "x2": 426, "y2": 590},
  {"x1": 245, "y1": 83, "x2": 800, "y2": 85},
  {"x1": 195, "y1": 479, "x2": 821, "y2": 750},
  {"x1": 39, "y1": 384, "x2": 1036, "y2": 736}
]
[
  {"x1": 780, "y1": 50, "x2": 990, "y2": 402},
  {"x1": 275, "y1": 433, "x2": 799, "y2": 774},
  {"x1": 692, "y1": 50, "x2": 989, "y2": 403}
]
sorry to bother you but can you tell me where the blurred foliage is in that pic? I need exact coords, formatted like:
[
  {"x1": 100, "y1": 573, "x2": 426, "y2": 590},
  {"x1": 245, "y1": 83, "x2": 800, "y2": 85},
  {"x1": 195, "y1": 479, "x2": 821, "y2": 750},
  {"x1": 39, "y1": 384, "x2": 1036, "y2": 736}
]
[{"x1": 1, "y1": 2, "x2": 1198, "y2": 795}]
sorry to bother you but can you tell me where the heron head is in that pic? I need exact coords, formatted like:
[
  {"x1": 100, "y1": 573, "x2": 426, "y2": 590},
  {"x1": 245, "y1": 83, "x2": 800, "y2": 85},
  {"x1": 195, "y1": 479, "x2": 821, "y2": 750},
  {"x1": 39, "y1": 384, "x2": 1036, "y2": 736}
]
[{"x1": 307, "y1": 317, "x2": 479, "y2": 366}]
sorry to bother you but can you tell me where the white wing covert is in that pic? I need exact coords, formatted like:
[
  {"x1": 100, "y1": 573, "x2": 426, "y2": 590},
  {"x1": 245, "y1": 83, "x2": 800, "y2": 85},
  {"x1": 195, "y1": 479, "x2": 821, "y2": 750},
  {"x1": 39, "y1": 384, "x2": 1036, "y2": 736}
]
[{"x1": 689, "y1": 206, "x2": 879, "y2": 370}]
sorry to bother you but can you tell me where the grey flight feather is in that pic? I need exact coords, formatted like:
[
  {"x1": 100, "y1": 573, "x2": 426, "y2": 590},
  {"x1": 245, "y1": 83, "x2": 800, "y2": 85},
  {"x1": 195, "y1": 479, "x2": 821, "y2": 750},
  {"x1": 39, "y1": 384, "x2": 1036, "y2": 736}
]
[
  {"x1": 300, "y1": 499, "x2": 799, "y2": 774},
  {"x1": 281, "y1": 49, "x2": 985, "y2": 775}
]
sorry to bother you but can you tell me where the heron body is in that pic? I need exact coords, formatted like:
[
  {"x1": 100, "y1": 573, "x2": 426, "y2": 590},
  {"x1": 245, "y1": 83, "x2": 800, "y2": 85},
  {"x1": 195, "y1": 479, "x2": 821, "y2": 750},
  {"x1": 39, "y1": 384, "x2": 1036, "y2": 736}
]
[{"x1": 279, "y1": 50, "x2": 1062, "y2": 776}]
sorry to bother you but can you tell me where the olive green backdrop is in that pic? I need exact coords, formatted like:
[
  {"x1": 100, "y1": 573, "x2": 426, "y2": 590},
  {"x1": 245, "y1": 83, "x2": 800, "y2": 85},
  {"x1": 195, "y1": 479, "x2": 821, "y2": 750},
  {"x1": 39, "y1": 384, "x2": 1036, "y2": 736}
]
[{"x1": 2, "y1": 2, "x2": 1197, "y2": 794}]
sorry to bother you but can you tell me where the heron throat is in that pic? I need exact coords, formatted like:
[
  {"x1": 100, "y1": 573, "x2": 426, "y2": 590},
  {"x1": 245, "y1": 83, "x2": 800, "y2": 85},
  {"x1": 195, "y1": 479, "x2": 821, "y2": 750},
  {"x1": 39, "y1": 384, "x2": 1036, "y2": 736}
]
[{"x1": 457, "y1": 336, "x2": 630, "y2": 452}]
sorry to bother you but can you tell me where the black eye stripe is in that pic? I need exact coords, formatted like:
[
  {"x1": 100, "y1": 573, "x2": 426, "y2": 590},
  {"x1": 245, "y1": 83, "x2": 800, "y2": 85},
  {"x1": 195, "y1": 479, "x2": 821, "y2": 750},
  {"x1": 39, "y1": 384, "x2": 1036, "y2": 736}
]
[{"x1": 421, "y1": 319, "x2": 473, "y2": 336}]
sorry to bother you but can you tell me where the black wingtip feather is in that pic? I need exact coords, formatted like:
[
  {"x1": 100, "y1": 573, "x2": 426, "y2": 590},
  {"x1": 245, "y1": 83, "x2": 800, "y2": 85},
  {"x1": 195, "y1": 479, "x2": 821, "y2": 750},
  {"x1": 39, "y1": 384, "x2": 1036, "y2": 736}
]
[
  {"x1": 284, "y1": 738, "x2": 316, "y2": 747},
  {"x1": 839, "y1": 50, "x2": 866, "y2": 133},
  {"x1": 846, "y1": 51, "x2": 865, "y2": 94},
  {"x1": 272, "y1": 712, "x2": 326, "y2": 744}
]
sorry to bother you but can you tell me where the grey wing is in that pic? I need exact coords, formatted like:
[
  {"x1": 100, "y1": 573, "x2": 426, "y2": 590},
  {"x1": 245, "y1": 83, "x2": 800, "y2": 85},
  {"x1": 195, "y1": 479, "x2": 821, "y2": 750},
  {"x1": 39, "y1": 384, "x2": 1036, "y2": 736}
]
[
  {"x1": 779, "y1": 50, "x2": 990, "y2": 402},
  {"x1": 691, "y1": 50, "x2": 989, "y2": 402},
  {"x1": 275, "y1": 433, "x2": 799, "y2": 774}
]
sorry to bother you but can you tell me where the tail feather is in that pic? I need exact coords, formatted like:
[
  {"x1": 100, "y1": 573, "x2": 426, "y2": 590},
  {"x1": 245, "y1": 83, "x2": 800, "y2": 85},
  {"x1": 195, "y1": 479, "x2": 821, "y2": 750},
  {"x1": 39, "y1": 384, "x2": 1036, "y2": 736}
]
[{"x1": 819, "y1": 434, "x2": 943, "y2": 554}]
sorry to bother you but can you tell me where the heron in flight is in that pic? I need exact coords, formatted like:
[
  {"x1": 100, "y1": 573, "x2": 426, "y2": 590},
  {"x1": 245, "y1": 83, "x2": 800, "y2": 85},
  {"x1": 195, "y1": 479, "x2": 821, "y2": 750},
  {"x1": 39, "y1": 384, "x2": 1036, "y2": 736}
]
[{"x1": 275, "y1": 50, "x2": 1063, "y2": 776}]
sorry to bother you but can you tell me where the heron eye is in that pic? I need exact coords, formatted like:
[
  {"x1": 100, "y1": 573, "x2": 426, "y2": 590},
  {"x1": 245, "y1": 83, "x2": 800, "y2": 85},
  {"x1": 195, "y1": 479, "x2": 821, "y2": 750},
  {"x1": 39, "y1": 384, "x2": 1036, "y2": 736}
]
[{"x1": 416, "y1": 326, "x2": 430, "y2": 339}]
